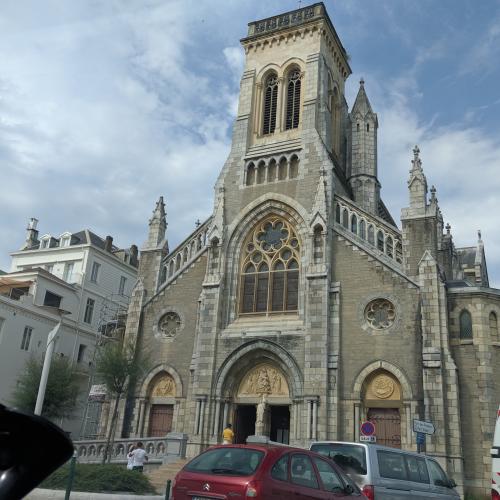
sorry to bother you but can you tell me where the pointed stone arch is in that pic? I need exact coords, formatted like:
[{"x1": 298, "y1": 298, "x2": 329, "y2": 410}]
[
  {"x1": 214, "y1": 339, "x2": 303, "y2": 400},
  {"x1": 140, "y1": 363, "x2": 184, "y2": 399}
]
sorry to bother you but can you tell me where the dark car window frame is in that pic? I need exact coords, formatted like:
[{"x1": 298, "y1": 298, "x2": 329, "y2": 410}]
[
  {"x1": 289, "y1": 453, "x2": 320, "y2": 490},
  {"x1": 312, "y1": 455, "x2": 347, "y2": 493},
  {"x1": 270, "y1": 453, "x2": 289, "y2": 482},
  {"x1": 377, "y1": 450, "x2": 409, "y2": 481}
]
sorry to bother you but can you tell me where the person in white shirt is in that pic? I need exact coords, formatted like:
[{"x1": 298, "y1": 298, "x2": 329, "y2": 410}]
[
  {"x1": 127, "y1": 441, "x2": 148, "y2": 472},
  {"x1": 126, "y1": 445, "x2": 135, "y2": 470}
]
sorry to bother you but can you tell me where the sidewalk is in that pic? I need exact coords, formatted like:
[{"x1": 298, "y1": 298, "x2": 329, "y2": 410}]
[{"x1": 25, "y1": 489, "x2": 164, "y2": 499}]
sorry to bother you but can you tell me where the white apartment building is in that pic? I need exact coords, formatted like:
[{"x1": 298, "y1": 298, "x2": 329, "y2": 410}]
[{"x1": 0, "y1": 218, "x2": 138, "y2": 437}]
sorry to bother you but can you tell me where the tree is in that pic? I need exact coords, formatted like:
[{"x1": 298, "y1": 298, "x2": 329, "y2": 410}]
[
  {"x1": 11, "y1": 355, "x2": 80, "y2": 419},
  {"x1": 95, "y1": 341, "x2": 147, "y2": 464}
]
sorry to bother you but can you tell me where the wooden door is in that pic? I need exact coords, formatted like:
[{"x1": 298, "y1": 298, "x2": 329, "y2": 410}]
[
  {"x1": 148, "y1": 404, "x2": 173, "y2": 437},
  {"x1": 367, "y1": 408, "x2": 401, "y2": 448}
]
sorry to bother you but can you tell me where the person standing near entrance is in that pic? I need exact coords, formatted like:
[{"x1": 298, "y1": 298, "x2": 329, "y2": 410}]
[{"x1": 222, "y1": 423, "x2": 234, "y2": 444}]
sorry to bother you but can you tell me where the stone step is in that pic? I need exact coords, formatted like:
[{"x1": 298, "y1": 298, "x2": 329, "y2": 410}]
[{"x1": 146, "y1": 458, "x2": 190, "y2": 493}]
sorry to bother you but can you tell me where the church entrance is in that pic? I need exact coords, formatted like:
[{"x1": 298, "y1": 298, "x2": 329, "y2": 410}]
[
  {"x1": 234, "y1": 405, "x2": 256, "y2": 444},
  {"x1": 270, "y1": 405, "x2": 290, "y2": 444},
  {"x1": 148, "y1": 404, "x2": 173, "y2": 437},
  {"x1": 367, "y1": 408, "x2": 401, "y2": 448}
]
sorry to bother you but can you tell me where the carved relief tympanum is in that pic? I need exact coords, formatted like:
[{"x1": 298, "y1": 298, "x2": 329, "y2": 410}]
[
  {"x1": 151, "y1": 374, "x2": 176, "y2": 397},
  {"x1": 238, "y1": 364, "x2": 289, "y2": 396}
]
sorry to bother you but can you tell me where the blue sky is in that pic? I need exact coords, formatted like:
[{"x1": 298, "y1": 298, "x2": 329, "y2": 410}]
[{"x1": 1, "y1": 0, "x2": 500, "y2": 285}]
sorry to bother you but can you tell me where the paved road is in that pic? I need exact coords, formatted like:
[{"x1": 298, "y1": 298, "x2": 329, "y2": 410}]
[{"x1": 25, "y1": 489, "x2": 164, "y2": 499}]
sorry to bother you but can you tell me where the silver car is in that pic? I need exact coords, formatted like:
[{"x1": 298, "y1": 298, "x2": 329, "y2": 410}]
[{"x1": 309, "y1": 441, "x2": 460, "y2": 499}]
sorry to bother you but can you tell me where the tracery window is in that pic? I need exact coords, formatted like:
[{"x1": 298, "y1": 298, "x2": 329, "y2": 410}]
[
  {"x1": 285, "y1": 69, "x2": 301, "y2": 130},
  {"x1": 240, "y1": 217, "x2": 300, "y2": 314},
  {"x1": 263, "y1": 73, "x2": 278, "y2": 135},
  {"x1": 459, "y1": 310, "x2": 473, "y2": 339}
]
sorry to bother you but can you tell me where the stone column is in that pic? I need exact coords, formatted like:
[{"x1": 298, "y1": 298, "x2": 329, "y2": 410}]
[{"x1": 212, "y1": 399, "x2": 221, "y2": 438}]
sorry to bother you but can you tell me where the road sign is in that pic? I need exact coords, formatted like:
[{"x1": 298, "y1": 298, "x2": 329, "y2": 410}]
[
  {"x1": 413, "y1": 419, "x2": 435, "y2": 435},
  {"x1": 360, "y1": 435, "x2": 376, "y2": 443},
  {"x1": 416, "y1": 432, "x2": 426, "y2": 445},
  {"x1": 360, "y1": 421, "x2": 376, "y2": 436}
]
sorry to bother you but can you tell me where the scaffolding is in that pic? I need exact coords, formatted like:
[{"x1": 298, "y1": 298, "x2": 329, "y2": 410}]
[{"x1": 79, "y1": 293, "x2": 130, "y2": 439}]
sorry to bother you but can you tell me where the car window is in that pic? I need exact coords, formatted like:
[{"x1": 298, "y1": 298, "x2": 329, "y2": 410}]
[
  {"x1": 290, "y1": 454, "x2": 319, "y2": 489},
  {"x1": 185, "y1": 447, "x2": 264, "y2": 476},
  {"x1": 377, "y1": 450, "x2": 408, "y2": 481},
  {"x1": 312, "y1": 457, "x2": 345, "y2": 492},
  {"x1": 310, "y1": 443, "x2": 367, "y2": 475},
  {"x1": 427, "y1": 459, "x2": 449, "y2": 486},
  {"x1": 271, "y1": 455, "x2": 288, "y2": 482},
  {"x1": 405, "y1": 455, "x2": 430, "y2": 484}
]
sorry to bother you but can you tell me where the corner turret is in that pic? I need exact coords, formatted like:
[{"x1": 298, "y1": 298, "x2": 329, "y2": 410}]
[{"x1": 348, "y1": 79, "x2": 380, "y2": 214}]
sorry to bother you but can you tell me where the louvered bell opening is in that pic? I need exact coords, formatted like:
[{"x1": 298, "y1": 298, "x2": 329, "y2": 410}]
[
  {"x1": 263, "y1": 76, "x2": 278, "y2": 135},
  {"x1": 285, "y1": 70, "x2": 301, "y2": 130}
]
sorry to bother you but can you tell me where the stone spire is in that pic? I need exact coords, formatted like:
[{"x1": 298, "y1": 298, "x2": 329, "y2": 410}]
[
  {"x1": 348, "y1": 78, "x2": 380, "y2": 215},
  {"x1": 145, "y1": 196, "x2": 168, "y2": 250},
  {"x1": 408, "y1": 145, "x2": 428, "y2": 211}
]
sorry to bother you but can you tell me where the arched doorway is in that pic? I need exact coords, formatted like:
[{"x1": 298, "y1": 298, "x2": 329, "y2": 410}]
[
  {"x1": 363, "y1": 371, "x2": 402, "y2": 448},
  {"x1": 234, "y1": 363, "x2": 291, "y2": 444},
  {"x1": 146, "y1": 373, "x2": 176, "y2": 437}
]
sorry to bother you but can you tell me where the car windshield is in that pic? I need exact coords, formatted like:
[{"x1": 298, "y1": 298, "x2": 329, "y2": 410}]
[
  {"x1": 185, "y1": 447, "x2": 265, "y2": 476},
  {"x1": 310, "y1": 443, "x2": 367, "y2": 475}
]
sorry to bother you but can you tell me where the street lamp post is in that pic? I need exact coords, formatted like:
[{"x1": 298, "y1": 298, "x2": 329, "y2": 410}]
[{"x1": 34, "y1": 307, "x2": 71, "y2": 416}]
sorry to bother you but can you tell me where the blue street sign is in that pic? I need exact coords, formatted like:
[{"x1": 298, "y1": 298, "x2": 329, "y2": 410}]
[{"x1": 416, "y1": 432, "x2": 425, "y2": 445}]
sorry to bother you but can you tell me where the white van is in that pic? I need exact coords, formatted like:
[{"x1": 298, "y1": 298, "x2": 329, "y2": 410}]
[
  {"x1": 310, "y1": 441, "x2": 460, "y2": 499},
  {"x1": 492, "y1": 404, "x2": 500, "y2": 500}
]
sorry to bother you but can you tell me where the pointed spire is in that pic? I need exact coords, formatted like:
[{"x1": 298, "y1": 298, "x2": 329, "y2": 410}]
[
  {"x1": 407, "y1": 145, "x2": 428, "y2": 210},
  {"x1": 145, "y1": 196, "x2": 168, "y2": 250},
  {"x1": 352, "y1": 77, "x2": 374, "y2": 116},
  {"x1": 430, "y1": 185, "x2": 437, "y2": 204},
  {"x1": 446, "y1": 223, "x2": 451, "y2": 235}
]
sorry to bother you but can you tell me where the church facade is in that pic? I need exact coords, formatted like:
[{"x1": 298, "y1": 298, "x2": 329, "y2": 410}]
[{"x1": 114, "y1": 4, "x2": 499, "y2": 495}]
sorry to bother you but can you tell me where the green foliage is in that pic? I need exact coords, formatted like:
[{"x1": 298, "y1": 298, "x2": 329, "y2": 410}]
[
  {"x1": 41, "y1": 463, "x2": 156, "y2": 494},
  {"x1": 95, "y1": 341, "x2": 147, "y2": 398},
  {"x1": 464, "y1": 494, "x2": 490, "y2": 500},
  {"x1": 11, "y1": 355, "x2": 79, "y2": 419}
]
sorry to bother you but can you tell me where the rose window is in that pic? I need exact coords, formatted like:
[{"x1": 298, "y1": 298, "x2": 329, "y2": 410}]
[
  {"x1": 158, "y1": 312, "x2": 181, "y2": 337},
  {"x1": 364, "y1": 299, "x2": 395, "y2": 329}
]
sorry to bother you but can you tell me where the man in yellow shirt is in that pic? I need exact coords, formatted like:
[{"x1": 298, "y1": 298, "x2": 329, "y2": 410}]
[{"x1": 222, "y1": 423, "x2": 234, "y2": 444}]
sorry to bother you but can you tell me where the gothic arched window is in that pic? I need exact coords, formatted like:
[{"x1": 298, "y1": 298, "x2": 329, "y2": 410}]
[
  {"x1": 489, "y1": 312, "x2": 498, "y2": 341},
  {"x1": 285, "y1": 68, "x2": 301, "y2": 130},
  {"x1": 263, "y1": 73, "x2": 278, "y2": 135},
  {"x1": 240, "y1": 217, "x2": 300, "y2": 314},
  {"x1": 459, "y1": 310, "x2": 473, "y2": 339}
]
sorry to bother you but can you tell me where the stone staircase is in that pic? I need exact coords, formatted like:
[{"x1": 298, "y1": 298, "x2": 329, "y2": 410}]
[{"x1": 147, "y1": 458, "x2": 190, "y2": 493}]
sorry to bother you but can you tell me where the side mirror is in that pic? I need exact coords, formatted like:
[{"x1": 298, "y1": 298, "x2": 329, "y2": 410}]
[
  {"x1": 0, "y1": 404, "x2": 74, "y2": 499},
  {"x1": 447, "y1": 479, "x2": 457, "y2": 488},
  {"x1": 344, "y1": 483, "x2": 355, "y2": 494}
]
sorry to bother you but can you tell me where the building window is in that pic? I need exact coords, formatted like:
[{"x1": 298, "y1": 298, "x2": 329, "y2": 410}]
[
  {"x1": 118, "y1": 276, "x2": 127, "y2": 295},
  {"x1": 43, "y1": 291, "x2": 62, "y2": 309},
  {"x1": 61, "y1": 236, "x2": 71, "y2": 247},
  {"x1": 90, "y1": 262, "x2": 100, "y2": 283},
  {"x1": 84, "y1": 298, "x2": 95, "y2": 324},
  {"x1": 365, "y1": 299, "x2": 396, "y2": 330},
  {"x1": 285, "y1": 69, "x2": 301, "y2": 130},
  {"x1": 63, "y1": 262, "x2": 74, "y2": 282},
  {"x1": 40, "y1": 239, "x2": 49, "y2": 249},
  {"x1": 21, "y1": 326, "x2": 33, "y2": 351},
  {"x1": 45, "y1": 264, "x2": 54, "y2": 274},
  {"x1": 240, "y1": 216, "x2": 300, "y2": 315},
  {"x1": 459, "y1": 310, "x2": 473, "y2": 339},
  {"x1": 490, "y1": 312, "x2": 498, "y2": 341},
  {"x1": 263, "y1": 73, "x2": 278, "y2": 135},
  {"x1": 77, "y1": 344, "x2": 87, "y2": 363}
]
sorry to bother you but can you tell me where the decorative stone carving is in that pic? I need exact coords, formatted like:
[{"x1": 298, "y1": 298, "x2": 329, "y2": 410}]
[
  {"x1": 238, "y1": 364, "x2": 289, "y2": 396},
  {"x1": 372, "y1": 375, "x2": 395, "y2": 399},
  {"x1": 364, "y1": 299, "x2": 395, "y2": 330},
  {"x1": 158, "y1": 312, "x2": 181, "y2": 338},
  {"x1": 151, "y1": 374, "x2": 176, "y2": 398}
]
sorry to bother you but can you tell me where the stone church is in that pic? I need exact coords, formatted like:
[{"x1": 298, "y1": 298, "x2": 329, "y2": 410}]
[{"x1": 113, "y1": 3, "x2": 499, "y2": 495}]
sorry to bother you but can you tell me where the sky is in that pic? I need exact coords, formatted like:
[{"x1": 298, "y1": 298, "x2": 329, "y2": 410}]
[{"x1": 1, "y1": 0, "x2": 500, "y2": 285}]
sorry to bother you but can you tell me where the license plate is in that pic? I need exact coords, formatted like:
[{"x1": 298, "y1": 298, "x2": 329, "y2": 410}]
[{"x1": 192, "y1": 497, "x2": 212, "y2": 500}]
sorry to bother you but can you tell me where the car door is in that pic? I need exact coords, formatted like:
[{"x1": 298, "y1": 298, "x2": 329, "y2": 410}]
[
  {"x1": 403, "y1": 454, "x2": 432, "y2": 498},
  {"x1": 266, "y1": 453, "x2": 294, "y2": 499},
  {"x1": 312, "y1": 456, "x2": 351, "y2": 498},
  {"x1": 289, "y1": 453, "x2": 329, "y2": 499},
  {"x1": 426, "y1": 459, "x2": 458, "y2": 499},
  {"x1": 375, "y1": 449, "x2": 413, "y2": 499}
]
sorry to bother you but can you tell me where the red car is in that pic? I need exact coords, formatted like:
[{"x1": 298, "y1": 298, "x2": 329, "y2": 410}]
[{"x1": 172, "y1": 443, "x2": 367, "y2": 499}]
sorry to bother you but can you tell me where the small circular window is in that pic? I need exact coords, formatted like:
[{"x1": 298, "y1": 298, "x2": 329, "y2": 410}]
[
  {"x1": 364, "y1": 299, "x2": 395, "y2": 330},
  {"x1": 158, "y1": 312, "x2": 181, "y2": 338}
]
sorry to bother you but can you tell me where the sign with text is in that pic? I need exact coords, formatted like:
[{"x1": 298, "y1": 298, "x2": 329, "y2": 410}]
[
  {"x1": 360, "y1": 435, "x2": 376, "y2": 443},
  {"x1": 413, "y1": 419, "x2": 435, "y2": 435}
]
